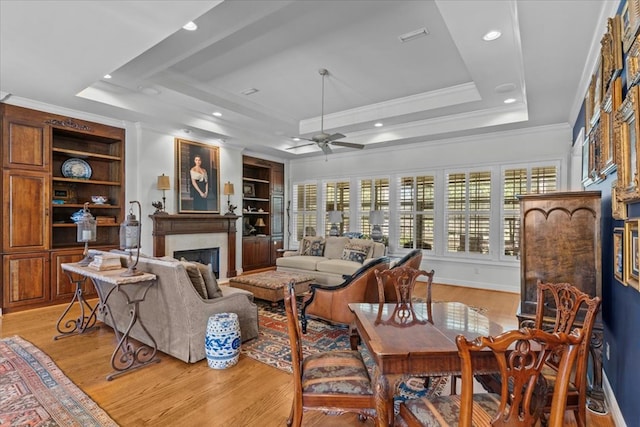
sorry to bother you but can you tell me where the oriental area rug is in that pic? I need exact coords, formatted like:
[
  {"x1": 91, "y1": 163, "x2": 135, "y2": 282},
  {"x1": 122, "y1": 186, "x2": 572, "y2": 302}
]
[
  {"x1": 241, "y1": 300, "x2": 451, "y2": 411},
  {"x1": 0, "y1": 336, "x2": 118, "y2": 427}
]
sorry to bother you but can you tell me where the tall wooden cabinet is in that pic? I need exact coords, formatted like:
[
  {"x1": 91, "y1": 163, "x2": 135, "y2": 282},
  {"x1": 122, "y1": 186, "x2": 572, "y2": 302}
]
[
  {"x1": 242, "y1": 155, "x2": 284, "y2": 271},
  {"x1": 516, "y1": 191, "x2": 604, "y2": 405},
  {"x1": 1, "y1": 104, "x2": 125, "y2": 312}
]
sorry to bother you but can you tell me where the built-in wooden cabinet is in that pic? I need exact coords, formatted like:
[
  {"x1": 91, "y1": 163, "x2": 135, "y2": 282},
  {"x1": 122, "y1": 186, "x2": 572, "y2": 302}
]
[
  {"x1": 242, "y1": 155, "x2": 284, "y2": 272},
  {"x1": 1, "y1": 104, "x2": 124, "y2": 312}
]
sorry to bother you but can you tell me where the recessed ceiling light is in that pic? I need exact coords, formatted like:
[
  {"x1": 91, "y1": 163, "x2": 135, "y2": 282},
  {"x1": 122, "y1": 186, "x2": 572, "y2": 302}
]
[
  {"x1": 138, "y1": 86, "x2": 160, "y2": 96},
  {"x1": 398, "y1": 27, "x2": 429, "y2": 43},
  {"x1": 182, "y1": 128, "x2": 191, "y2": 134},
  {"x1": 374, "y1": 122, "x2": 383, "y2": 127},
  {"x1": 103, "y1": 74, "x2": 112, "y2": 79},
  {"x1": 504, "y1": 98, "x2": 517, "y2": 104},
  {"x1": 212, "y1": 112, "x2": 222, "y2": 117},
  {"x1": 183, "y1": 21, "x2": 197, "y2": 31},
  {"x1": 241, "y1": 88, "x2": 259, "y2": 96},
  {"x1": 495, "y1": 83, "x2": 516, "y2": 93},
  {"x1": 483, "y1": 30, "x2": 501, "y2": 41},
  {"x1": 292, "y1": 137, "x2": 301, "y2": 141}
]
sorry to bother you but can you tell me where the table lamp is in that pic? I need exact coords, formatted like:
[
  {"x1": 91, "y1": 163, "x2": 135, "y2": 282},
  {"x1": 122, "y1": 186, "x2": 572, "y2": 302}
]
[
  {"x1": 76, "y1": 202, "x2": 97, "y2": 266},
  {"x1": 119, "y1": 201, "x2": 143, "y2": 276},
  {"x1": 369, "y1": 210, "x2": 385, "y2": 242},
  {"x1": 328, "y1": 210, "x2": 342, "y2": 236},
  {"x1": 155, "y1": 174, "x2": 171, "y2": 214},
  {"x1": 223, "y1": 181, "x2": 236, "y2": 215},
  {"x1": 254, "y1": 217, "x2": 266, "y2": 233}
]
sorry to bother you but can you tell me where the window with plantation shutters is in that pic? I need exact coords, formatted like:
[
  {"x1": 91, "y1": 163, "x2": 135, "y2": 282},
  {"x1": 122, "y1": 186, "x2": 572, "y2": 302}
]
[
  {"x1": 502, "y1": 164, "x2": 557, "y2": 258},
  {"x1": 292, "y1": 183, "x2": 317, "y2": 241},
  {"x1": 397, "y1": 175, "x2": 435, "y2": 250},
  {"x1": 446, "y1": 171, "x2": 491, "y2": 255},
  {"x1": 324, "y1": 180, "x2": 350, "y2": 235},
  {"x1": 359, "y1": 178, "x2": 389, "y2": 237}
]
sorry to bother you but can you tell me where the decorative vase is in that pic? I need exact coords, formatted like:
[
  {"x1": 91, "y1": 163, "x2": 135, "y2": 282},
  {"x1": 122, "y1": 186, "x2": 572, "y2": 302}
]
[{"x1": 205, "y1": 313, "x2": 241, "y2": 369}]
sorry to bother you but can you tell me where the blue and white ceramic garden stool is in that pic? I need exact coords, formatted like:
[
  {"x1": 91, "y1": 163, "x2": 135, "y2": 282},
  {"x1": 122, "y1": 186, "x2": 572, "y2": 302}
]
[{"x1": 205, "y1": 313, "x2": 241, "y2": 369}]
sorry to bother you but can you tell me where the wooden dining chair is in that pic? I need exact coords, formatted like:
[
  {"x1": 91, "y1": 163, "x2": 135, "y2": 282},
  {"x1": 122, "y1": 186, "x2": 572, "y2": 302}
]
[
  {"x1": 375, "y1": 264, "x2": 434, "y2": 305},
  {"x1": 476, "y1": 281, "x2": 600, "y2": 427},
  {"x1": 282, "y1": 281, "x2": 376, "y2": 427},
  {"x1": 534, "y1": 281, "x2": 601, "y2": 427},
  {"x1": 396, "y1": 327, "x2": 584, "y2": 427}
]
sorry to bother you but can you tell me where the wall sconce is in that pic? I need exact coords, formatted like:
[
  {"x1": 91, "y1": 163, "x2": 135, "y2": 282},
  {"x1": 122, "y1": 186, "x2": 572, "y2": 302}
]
[
  {"x1": 328, "y1": 210, "x2": 342, "y2": 236},
  {"x1": 223, "y1": 181, "x2": 236, "y2": 215},
  {"x1": 119, "y1": 201, "x2": 142, "y2": 276},
  {"x1": 155, "y1": 174, "x2": 171, "y2": 214},
  {"x1": 76, "y1": 202, "x2": 97, "y2": 266},
  {"x1": 254, "y1": 217, "x2": 266, "y2": 233},
  {"x1": 369, "y1": 210, "x2": 385, "y2": 243}
]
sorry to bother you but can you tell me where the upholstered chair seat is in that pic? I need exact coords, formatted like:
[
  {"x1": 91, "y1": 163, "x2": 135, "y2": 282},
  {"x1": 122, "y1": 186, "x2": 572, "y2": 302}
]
[
  {"x1": 397, "y1": 394, "x2": 500, "y2": 426},
  {"x1": 301, "y1": 350, "x2": 373, "y2": 395}
]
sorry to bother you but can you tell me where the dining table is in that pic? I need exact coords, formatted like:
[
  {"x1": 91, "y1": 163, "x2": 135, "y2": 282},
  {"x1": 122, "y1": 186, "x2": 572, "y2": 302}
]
[{"x1": 348, "y1": 301, "x2": 505, "y2": 427}]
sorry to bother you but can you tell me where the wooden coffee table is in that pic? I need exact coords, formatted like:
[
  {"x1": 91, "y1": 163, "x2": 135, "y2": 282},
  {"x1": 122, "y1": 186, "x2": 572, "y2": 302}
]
[{"x1": 229, "y1": 271, "x2": 314, "y2": 304}]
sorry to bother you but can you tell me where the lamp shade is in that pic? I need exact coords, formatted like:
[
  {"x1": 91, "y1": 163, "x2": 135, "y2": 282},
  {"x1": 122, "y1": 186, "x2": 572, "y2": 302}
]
[
  {"x1": 369, "y1": 210, "x2": 385, "y2": 225},
  {"x1": 223, "y1": 181, "x2": 235, "y2": 196},
  {"x1": 255, "y1": 217, "x2": 266, "y2": 227},
  {"x1": 328, "y1": 210, "x2": 342, "y2": 224},
  {"x1": 157, "y1": 174, "x2": 171, "y2": 190}
]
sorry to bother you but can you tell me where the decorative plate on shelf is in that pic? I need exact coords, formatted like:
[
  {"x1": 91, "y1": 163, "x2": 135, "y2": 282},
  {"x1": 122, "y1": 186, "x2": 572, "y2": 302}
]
[{"x1": 61, "y1": 158, "x2": 92, "y2": 179}]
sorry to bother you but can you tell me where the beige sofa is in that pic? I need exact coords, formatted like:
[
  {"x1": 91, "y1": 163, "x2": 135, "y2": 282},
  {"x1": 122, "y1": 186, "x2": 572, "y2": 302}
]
[
  {"x1": 276, "y1": 236, "x2": 385, "y2": 285},
  {"x1": 95, "y1": 254, "x2": 258, "y2": 363}
]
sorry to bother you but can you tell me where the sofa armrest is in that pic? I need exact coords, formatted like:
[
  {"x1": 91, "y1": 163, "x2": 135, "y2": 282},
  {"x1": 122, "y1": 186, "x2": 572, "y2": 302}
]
[
  {"x1": 283, "y1": 250, "x2": 299, "y2": 257},
  {"x1": 301, "y1": 257, "x2": 390, "y2": 332}
]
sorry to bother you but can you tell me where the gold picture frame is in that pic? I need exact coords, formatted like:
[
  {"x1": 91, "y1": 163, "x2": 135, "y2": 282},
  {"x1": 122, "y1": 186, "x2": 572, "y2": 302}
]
[
  {"x1": 624, "y1": 218, "x2": 639, "y2": 288},
  {"x1": 175, "y1": 138, "x2": 220, "y2": 213},
  {"x1": 616, "y1": 84, "x2": 640, "y2": 201},
  {"x1": 601, "y1": 15, "x2": 623, "y2": 92},
  {"x1": 623, "y1": 0, "x2": 640, "y2": 53},
  {"x1": 612, "y1": 180, "x2": 628, "y2": 220},
  {"x1": 600, "y1": 76, "x2": 622, "y2": 175},
  {"x1": 614, "y1": 227, "x2": 624, "y2": 284},
  {"x1": 626, "y1": 35, "x2": 640, "y2": 88}
]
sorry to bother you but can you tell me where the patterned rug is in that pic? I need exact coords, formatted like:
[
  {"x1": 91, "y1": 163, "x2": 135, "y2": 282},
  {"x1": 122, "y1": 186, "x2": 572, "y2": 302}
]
[
  {"x1": 241, "y1": 300, "x2": 451, "y2": 409},
  {"x1": 0, "y1": 336, "x2": 118, "y2": 427}
]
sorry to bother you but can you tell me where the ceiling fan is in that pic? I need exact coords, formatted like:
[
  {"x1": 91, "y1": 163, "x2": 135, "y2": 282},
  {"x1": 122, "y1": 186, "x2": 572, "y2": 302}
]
[{"x1": 287, "y1": 68, "x2": 364, "y2": 155}]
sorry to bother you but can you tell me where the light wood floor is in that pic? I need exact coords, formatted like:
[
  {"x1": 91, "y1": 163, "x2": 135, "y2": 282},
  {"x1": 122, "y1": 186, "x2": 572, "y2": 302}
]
[{"x1": 0, "y1": 283, "x2": 614, "y2": 426}]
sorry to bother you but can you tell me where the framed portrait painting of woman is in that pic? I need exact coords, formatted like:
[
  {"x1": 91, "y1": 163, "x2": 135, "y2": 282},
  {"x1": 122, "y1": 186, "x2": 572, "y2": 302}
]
[{"x1": 175, "y1": 138, "x2": 220, "y2": 213}]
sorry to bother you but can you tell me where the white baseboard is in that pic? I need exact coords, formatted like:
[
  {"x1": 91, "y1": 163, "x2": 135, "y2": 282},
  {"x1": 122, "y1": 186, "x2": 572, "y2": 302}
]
[{"x1": 603, "y1": 370, "x2": 627, "y2": 427}]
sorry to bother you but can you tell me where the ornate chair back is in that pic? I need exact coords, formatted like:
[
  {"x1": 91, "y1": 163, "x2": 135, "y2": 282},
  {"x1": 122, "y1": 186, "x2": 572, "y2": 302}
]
[
  {"x1": 398, "y1": 327, "x2": 584, "y2": 427},
  {"x1": 375, "y1": 265, "x2": 434, "y2": 305},
  {"x1": 534, "y1": 281, "x2": 601, "y2": 427}
]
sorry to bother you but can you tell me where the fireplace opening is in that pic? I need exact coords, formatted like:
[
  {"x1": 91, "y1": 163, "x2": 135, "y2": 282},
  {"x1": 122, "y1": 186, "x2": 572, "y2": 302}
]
[{"x1": 174, "y1": 247, "x2": 220, "y2": 278}]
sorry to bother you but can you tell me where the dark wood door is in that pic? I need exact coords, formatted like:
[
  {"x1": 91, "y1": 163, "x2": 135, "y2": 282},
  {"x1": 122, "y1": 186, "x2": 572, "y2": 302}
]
[
  {"x1": 2, "y1": 170, "x2": 50, "y2": 252},
  {"x1": 1, "y1": 105, "x2": 49, "y2": 171},
  {"x1": 2, "y1": 252, "x2": 50, "y2": 310}
]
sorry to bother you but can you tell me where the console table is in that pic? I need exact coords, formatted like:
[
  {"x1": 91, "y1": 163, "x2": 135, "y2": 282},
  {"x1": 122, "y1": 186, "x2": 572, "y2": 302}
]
[{"x1": 59, "y1": 263, "x2": 160, "y2": 380}]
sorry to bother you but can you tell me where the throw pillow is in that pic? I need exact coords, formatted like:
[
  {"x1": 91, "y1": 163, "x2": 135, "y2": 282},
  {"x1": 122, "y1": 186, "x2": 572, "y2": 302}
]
[
  {"x1": 340, "y1": 243, "x2": 370, "y2": 264},
  {"x1": 180, "y1": 260, "x2": 209, "y2": 299},
  {"x1": 300, "y1": 236, "x2": 325, "y2": 256},
  {"x1": 195, "y1": 262, "x2": 223, "y2": 298},
  {"x1": 308, "y1": 240, "x2": 325, "y2": 257}
]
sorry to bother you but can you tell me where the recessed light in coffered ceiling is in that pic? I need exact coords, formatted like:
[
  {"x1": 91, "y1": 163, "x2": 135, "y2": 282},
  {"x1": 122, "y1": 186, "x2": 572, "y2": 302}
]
[
  {"x1": 483, "y1": 30, "x2": 501, "y2": 41},
  {"x1": 495, "y1": 83, "x2": 516, "y2": 93},
  {"x1": 504, "y1": 98, "x2": 517, "y2": 104},
  {"x1": 212, "y1": 112, "x2": 222, "y2": 117},
  {"x1": 241, "y1": 88, "x2": 259, "y2": 96},
  {"x1": 182, "y1": 21, "x2": 197, "y2": 31},
  {"x1": 138, "y1": 86, "x2": 160, "y2": 96}
]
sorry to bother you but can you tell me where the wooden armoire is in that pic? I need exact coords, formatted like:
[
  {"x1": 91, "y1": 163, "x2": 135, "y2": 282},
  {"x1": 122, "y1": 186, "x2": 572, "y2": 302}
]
[{"x1": 516, "y1": 190, "x2": 604, "y2": 409}]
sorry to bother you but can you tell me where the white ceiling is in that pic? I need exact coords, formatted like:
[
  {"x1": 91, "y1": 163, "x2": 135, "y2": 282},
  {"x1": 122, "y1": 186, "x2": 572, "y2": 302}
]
[{"x1": 0, "y1": 0, "x2": 616, "y2": 159}]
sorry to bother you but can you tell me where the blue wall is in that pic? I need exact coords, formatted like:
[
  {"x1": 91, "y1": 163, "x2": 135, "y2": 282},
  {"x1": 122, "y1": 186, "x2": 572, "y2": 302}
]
[{"x1": 573, "y1": 8, "x2": 640, "y2": 417}]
